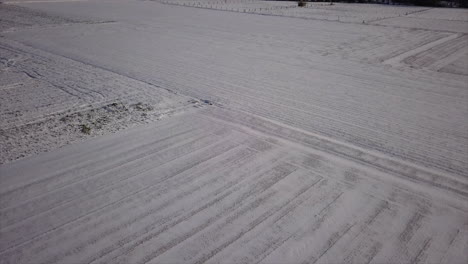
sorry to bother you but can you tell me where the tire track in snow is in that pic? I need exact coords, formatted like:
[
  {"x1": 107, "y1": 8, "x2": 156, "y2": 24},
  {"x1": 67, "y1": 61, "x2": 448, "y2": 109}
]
[
  {"x1": 0, "y1": 131, "x2": 246, "y2": 253},
  {"x1": 36, "y1": 145, "x2": 260, "y2": 264},
  {"x1": 0, "y1": 126, "x2": 204, "y2": 211},
  {"x1": 106, "y1": 163, "x2": 298, "y2": 264},
  {"x1": 0, "y1": 130, "x2": 213, "y2": 228},
  {"x1": 181, "y1": 173, "x2": 323, "y2": 264},
  {"x1": 1, "y1": 141, "x2": 281, "y2": 264}
]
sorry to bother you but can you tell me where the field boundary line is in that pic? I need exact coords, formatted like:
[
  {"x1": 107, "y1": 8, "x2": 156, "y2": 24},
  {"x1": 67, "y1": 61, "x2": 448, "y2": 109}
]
[
  {"x1": 382, "y1": 33, "x2": 460, "y2": 67},
  {"x1": 200, "y1": 108, "x2": 468, "y2": 199}
]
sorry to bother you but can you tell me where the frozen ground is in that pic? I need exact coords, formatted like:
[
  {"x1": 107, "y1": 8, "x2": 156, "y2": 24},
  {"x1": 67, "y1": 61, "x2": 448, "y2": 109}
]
[{"x1": 0, "y1": 0, "x2": 467, "y2": 263}]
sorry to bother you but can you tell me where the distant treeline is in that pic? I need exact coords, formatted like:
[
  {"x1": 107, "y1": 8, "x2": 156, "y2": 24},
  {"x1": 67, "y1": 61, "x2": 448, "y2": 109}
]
[{"x1": 290, "y1": 0, "x2": 468, "y2": 7}]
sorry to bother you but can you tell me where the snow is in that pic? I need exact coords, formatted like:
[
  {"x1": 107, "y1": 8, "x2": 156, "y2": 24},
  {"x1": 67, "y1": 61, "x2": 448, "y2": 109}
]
[{"x1": 1, "y1": 1, "x2": 467, "y2": 263}]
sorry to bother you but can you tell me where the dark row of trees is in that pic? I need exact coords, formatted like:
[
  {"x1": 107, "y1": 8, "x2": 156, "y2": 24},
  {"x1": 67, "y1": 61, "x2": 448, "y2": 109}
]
[{"x1": 304, "y1": 0, "x2": 467, "y2": 7}]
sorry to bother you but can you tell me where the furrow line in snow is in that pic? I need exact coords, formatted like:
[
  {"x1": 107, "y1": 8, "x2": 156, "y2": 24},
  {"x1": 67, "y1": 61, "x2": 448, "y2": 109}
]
[
  {"x1": 0, "y1": 132, "x2": 247, "y2": 253},
  {"x1": 0, "y1": 125, "x2": 204, "y2": 208},
  {"x1": 0, "y1": 139, "x2": 283, "y2": 264},
  {"x1": 0, "y1": 129, "x2": 215, "y2": 228},
  {"x1": 103, "y1": 162, "x2": 298, "y2": 264},
  {"x1": 34, "y1": 145, "x2": 261, "y2": 264}
]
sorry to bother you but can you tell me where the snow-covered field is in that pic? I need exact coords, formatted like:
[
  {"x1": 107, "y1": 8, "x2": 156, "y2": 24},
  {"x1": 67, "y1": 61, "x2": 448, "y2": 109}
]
[
  {"x1": 156, "y1": 0, "x2": 430, "y2": 23},
  {"x1": 1, "y1": 0, "x2": 467, "y2": 263}
]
